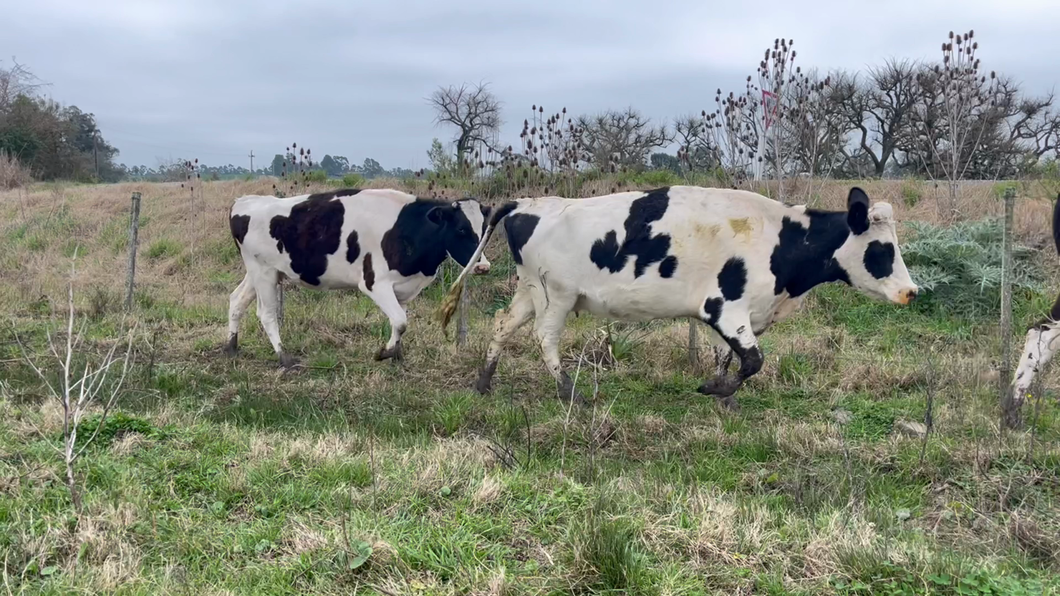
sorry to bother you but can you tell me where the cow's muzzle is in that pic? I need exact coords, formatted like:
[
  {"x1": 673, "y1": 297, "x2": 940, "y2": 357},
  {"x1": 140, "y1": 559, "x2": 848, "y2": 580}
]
[
  {"x1": 894, "y1": 287, "x2": 918, "y2": 305},
  {"x1": 473, "y1": 262, "x2": 491, "y2": 275}
]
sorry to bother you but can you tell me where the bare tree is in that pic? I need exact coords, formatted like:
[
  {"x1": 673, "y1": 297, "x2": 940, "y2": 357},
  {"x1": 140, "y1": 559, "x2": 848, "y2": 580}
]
[
  {"x1": 833, "y1": 60, "x2": 921, "y2": 177},
  {"x1": 784, "y1": 70, "x2": 850, "y2": 200},
  {"x1": 911, "y1": 30, "x2": 1001, "y2": 221},
  {"x1": 674, "y1": 114, "x2": 719, "y2": 173},
  {"x1": 577, "y1": 108, "x2": 672, "y2": 170},
  {"x1": 0, "y1": 57, "x2": 46, "y2": 114},
  {"x1": 757, "y1": 38, "x2": 798, "y2": 202},
  {"x1": 429, "y1": 82, "x2": 502, "y2": 174},
  {"x1": 1008, "y1": 93, "x2": 1060, "y2": 161},
  {"x1": 706, "y1": 82, "x2": 761, "y2": 187},
  {"x1": 14, "y1": 251, "x2": 136, "y2": 513}
]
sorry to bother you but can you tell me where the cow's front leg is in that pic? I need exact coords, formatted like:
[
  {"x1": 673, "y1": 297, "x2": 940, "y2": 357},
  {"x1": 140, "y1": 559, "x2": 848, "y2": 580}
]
[
  {"x1": 1008, "y1": 321, "x2": 1060, "y2": 418},
  {"x1": 697, "y1": 300, "x2": 762, "y2": 410},
  {"x1": 366, "y1": 283, "x2": 408, "y2": 362}
]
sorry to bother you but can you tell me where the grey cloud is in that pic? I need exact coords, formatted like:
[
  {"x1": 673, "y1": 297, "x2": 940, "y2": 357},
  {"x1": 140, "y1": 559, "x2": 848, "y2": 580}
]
[{"x1": 4, "y1": 0, "x2": 1057, "y2": 169}]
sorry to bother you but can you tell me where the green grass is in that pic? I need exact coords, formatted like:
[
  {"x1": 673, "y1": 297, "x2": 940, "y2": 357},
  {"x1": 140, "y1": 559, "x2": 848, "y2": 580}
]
[
  {"x1": 2, "y1": 188, "x2": 1060, "y2": 594},
  {"x1": 146, "y1": 238, "x2": 182, "y2": 259}
]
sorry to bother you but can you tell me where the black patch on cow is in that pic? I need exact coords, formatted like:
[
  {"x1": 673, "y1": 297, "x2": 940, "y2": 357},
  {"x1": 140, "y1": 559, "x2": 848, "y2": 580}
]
[
  {"x1": 718, "y1": 257, "x2": 747, "y2": 301},
  {"x1": 307, "y1": 188, "x2": 362, "y2": 201},
  {"x1": 269, "y1": 195, "x2": 345, "y2": 286},
  {"x1": 703, "y1": 297, "x2": 723, "y2": 325},
  {"x1": 769, "y1": 211, "x2": 852, "y2": 297},
  {"x1": 345, "y1": 230, "x2": 360, "y2": 263},
  {"x1": 491, "y1": 201, "x2": 519, "y2": 227},
  {"x1": 230, "y1": 214, "x2": 250, "y2": 246},
  {"x1": 1052, "y1": 193, "x2": 1060, "y2": 255},
  {"x1": 863, "y1": 241, "x2": 894, "y2": 279},
  {"x1": 504, "y1": 213, "x2": 540, "y2": 266},
  {"x1": 479, "y1": 204, "x2": 493, "y2": 235},
  {"x1": 659, "y1": 255, "x2": 678, "y2": 278},
  {"x1": 589, "y1": 188, "x2": 675, "y2": 278},
  {"x1": 381, "y1": 198, "x2": 480, "y2": 277},
  {"x1": 847, "y1": 187, "x2": 870, "y2": 235},
  {"x1": 363, "y1": 252, "x2": 375, "y2": 291}
]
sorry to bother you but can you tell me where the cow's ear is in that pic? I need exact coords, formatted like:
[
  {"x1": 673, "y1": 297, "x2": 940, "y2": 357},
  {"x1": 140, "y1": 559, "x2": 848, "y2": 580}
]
[
  {"x1": 426, "y1": 206, "x2": 450, "y2": 226},
  {"x1": 847, "y1": 187, "x2": 870, "y2": 235}
]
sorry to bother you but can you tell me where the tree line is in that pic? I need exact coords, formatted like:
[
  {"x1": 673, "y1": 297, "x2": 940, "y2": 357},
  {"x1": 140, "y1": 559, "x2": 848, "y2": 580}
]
[
  {"x1": 427, "y1": 31, "x2": 1059, "y2": 198},
  {"x1": 0, "y1": 59, "x2": 122, "y2": 183}
]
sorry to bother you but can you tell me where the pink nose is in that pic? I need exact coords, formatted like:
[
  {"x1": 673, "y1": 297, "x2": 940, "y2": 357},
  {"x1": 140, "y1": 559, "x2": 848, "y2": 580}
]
[{"x1": 473, "y1": 263, "x2": 490, "y2": 275}]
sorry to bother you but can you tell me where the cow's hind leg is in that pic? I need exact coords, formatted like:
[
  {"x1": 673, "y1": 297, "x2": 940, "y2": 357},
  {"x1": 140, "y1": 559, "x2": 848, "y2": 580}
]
[
  {"x1": 533, "y1": 296, "x2": 585, "y2": 404},
  {"x1": 365, "y1": 283, "x2": 407, "y2": 362},
  {"x1": 697, "y1": 300, "x2": 762, "y2": 410},
  {"x1": 224, "y1": 274, "x2": 257, "y2": 357},
  {"x1": 477, "y1": 284, "x2": 534, "y2": 394},
  {"x1": 252, "y1": 270, "x2": 298, "y2": 369}
]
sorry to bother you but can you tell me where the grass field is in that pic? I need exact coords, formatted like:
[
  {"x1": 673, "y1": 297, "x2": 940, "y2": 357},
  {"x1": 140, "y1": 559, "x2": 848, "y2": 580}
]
[{"x1": 2, "y1": 178, "x2": 1060, "y2": 595}]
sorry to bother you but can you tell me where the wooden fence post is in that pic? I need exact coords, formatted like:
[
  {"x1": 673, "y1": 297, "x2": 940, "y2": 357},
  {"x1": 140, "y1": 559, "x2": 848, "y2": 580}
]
[
  {"x1": 688, "y1": 320, "x2": 700, "y2": 374},
  {"x1": 124, "y1": 192, "x2": 141, "y2": 311},
  {"x1": 1000, "y1": 186, "x2": 1019, "y2": 428},
  {"x1": 456, "y1": 284, "x2": 469, "y2": 347}
]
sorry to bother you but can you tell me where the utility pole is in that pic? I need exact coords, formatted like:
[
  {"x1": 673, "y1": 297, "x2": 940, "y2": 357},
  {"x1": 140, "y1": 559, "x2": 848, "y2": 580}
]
[
  {"x1": 93, "y1": 131, "x2": 100, "y2": 179},
  {"x1": 248, "y1": 150, "x2": 255, "y2": 174}
]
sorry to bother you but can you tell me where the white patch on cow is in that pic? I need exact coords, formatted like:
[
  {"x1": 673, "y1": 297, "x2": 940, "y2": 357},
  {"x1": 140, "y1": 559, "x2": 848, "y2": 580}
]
[
  {"x1": 455, "y1": 199, "x2": 491, "y2": 273},
  {"x1": 834, "y1": 202, "x2": 918, "y2": 305}
]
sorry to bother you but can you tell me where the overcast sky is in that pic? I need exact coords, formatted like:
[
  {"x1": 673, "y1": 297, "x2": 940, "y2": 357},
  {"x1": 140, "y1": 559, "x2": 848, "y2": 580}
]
[{"x1": 5, "y1": 0, "x2": 1058, "y2": 170}]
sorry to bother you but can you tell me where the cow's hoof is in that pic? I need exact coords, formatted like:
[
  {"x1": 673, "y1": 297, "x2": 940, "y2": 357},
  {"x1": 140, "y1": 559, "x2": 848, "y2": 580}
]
[
  {"x1": 475, "y1": 362, "x2": 498, "y2": 394},
  {"x1": 558, "y1": 374, "x2": 589, "y2": 406},
  {"x1": 374, "y1": 344, "x2": 403, "y2": 362},
  {"x1": 697, "y1": 378, "x2": 737, "y2": 398},
  {"x1": 715, "y1": 395, "x2": 741, "y2": 412},
  {"x1": 278, "y1": 353, "x2": 300, "y2": 370},
  {"x1": 222, "y1": 334, "x2": 239, "y2": 357}
]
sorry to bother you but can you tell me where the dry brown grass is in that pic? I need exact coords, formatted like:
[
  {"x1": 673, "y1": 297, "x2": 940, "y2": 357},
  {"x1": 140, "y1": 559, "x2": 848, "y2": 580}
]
[
  {"x1": 0, "y1": 150, "x2": 31, "y2": 190},
  {"x1": 0, "y1": 177, "x2": 1053, "y2": 314},
  {"x1": 2, "y1": 177, "x2": 1059, "y2": 593}
]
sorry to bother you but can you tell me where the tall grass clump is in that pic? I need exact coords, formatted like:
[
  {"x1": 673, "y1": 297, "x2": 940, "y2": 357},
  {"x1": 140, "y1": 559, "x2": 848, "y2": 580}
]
[
  {"x1": 569, "y1": 496, "x2": 650, "y2": 592},
  {"x1": 0, "y1": 149, "x2": 32, "y2": 190},
  {"x1": 902, "y1": 218, "x2": 1044, "y2": 316}
]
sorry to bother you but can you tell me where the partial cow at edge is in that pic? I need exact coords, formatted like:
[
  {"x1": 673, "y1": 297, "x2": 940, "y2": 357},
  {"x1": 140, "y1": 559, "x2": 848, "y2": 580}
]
[
  {"x1": 1006, "y1": 194, "x2": 1060, "y2": 426},
  {"x1": 227, "y1": 187, "x2": 491, "y2": 368},
  {"x1": 440, "y1": 185, "x2": 919, "y2": 408}
]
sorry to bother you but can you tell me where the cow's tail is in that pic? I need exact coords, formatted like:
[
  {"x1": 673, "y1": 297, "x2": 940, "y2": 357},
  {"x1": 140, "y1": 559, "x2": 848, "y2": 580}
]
[
  {"x1": 437, "y1": 201, "x2": 520, "y2": 330},
  {"x1": 1052, "y1": 193, "x2": 1060, "y2": 255}
]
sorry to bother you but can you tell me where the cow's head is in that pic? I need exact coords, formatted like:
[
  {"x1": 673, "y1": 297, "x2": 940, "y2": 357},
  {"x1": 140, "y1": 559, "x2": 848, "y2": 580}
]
[
  {"x1": 427, "y1": 198, "x2": 492, "y2": 275},
  {"x1": 834, "y1": 187, "x2": 918, "y2": 305}
]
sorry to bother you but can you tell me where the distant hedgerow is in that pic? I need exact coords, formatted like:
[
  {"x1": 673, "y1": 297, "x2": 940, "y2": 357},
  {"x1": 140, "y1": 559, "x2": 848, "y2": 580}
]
[{"x1": 901, "y1": 218, "x2": 1043, "y2": 316}]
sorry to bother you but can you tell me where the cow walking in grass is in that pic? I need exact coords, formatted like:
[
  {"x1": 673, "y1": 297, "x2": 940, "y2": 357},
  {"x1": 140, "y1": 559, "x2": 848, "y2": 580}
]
[
  {"x1": 439, "y1": 185, "x2": 918, "y2": 408},
  {"x1": 1007, "y1": 195, "x2": 1060, "y2": 420},
  {"x1": 227, "y1": 188, "x2": 491, "y2": 368}
]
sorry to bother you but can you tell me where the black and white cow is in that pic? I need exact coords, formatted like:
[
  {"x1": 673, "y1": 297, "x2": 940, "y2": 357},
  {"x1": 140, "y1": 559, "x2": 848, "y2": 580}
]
[
  {"x1": 439, "y1": 185, "x2": 918, "y2": 406},
  {"x1": 1007, "y1": 195, "x2": 1060, "y2": 415},
  {"x1": 227, "y1": 188, "x2": 491, "y2": 367}
]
